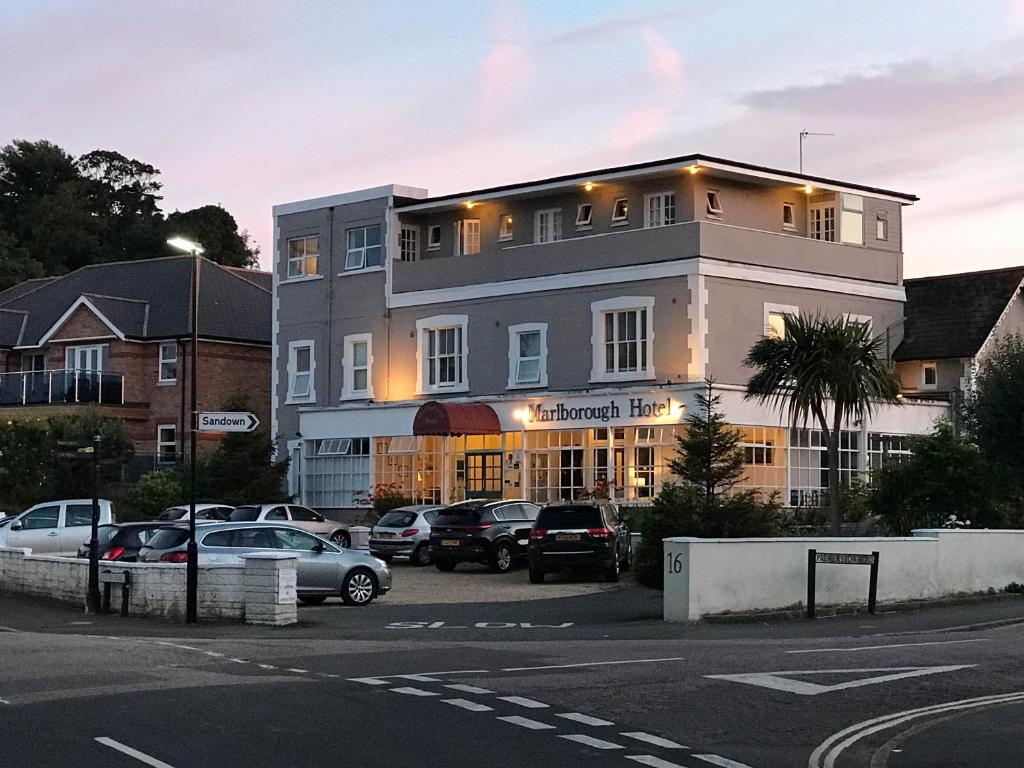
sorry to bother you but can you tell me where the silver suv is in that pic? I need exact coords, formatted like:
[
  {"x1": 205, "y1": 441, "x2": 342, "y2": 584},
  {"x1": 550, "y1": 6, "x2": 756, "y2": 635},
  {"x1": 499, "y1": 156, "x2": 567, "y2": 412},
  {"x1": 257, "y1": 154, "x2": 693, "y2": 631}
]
[
  {"x1": 138, "y1": 522, "x2": 390, "y2": 606},
  {"x1": 228, "y1": 504, "x2": 351, "y2": 547}
]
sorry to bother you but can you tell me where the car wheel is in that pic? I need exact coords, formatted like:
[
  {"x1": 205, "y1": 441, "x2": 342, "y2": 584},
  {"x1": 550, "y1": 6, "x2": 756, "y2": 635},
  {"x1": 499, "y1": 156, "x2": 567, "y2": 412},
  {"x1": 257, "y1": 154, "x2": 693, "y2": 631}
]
[
  {"x1": 435, "y1": 559, "x2": 457, "y2": 572},
  {"x1": 411, "y1": 543, "x2": 432, "y2": 567},
  {"x1": 297, "y1": 594, "x2": 327, "y2": 605},
  {"x1": 604, "y1": 556, "x2": 620, "y2": 583},
  {"x1": 489, "y1": 541, "x2": 513, "y2": 574},
  {"x1": 341, "y1": 568, "x2": 378, "y2": 606},
  {"x1": 620, "y1": 541, "x2": 632, "y2": 572},
  {"x1": 330, "y1": 530, "x2": 351, "y2": 548},
  {"x1": 529, "y1": 567, "x2": 545, "y2": 584}
]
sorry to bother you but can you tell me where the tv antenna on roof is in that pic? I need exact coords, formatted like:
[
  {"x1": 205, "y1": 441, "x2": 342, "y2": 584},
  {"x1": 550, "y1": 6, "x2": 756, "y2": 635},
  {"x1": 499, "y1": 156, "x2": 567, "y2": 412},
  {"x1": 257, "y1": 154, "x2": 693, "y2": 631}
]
[{"x1": 799, "y1": 129, "x2": 834, "y2": 173}]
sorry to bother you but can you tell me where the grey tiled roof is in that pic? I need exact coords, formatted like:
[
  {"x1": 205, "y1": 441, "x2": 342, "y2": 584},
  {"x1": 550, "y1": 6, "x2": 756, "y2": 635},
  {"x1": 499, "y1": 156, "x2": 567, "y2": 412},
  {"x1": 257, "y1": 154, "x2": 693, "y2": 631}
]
[
  {"x1": 0, "y1": 257, "x2": 270, "y2": 348},
  {"x1": 894, "y1": 266, "x2": 1024, "y2": 362},
  {"x1": 0, "y1": 309, "x2": 27, "y2": 347}
]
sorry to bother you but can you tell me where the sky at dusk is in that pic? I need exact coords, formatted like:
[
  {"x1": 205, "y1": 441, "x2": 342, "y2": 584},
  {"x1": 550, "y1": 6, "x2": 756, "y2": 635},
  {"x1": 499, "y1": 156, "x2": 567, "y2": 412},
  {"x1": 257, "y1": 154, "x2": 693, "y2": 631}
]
[{"x1": 3, "y1": 0, "x2": 1023, "y2": 277}]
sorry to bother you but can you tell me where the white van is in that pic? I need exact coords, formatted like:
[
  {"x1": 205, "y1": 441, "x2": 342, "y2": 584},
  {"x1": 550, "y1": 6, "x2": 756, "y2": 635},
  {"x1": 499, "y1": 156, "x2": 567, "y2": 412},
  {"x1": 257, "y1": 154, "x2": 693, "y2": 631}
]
[{"x1": 0, "y1": 500, "x2": 115, "y2": 557}]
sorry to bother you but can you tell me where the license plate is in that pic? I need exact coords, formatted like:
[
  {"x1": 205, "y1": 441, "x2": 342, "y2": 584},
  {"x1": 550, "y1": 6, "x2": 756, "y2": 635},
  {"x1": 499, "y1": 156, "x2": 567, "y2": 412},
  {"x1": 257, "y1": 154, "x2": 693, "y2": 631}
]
[
  {"x1": 378, "y1": 532, "x2": 396, "y2": 539},
  {"x1": 556, "y1": 534, "x2": 581, "y2": 542},
  {"x1": 442, "y1": 539, "x2": 460, "y2": 547}
]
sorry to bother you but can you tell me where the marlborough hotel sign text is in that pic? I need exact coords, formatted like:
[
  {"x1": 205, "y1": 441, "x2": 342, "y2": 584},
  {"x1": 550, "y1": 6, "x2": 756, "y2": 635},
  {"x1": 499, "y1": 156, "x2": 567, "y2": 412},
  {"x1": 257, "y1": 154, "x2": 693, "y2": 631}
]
[{"x1": 510, "y1": 391, "x2": 686, "y2": 430}]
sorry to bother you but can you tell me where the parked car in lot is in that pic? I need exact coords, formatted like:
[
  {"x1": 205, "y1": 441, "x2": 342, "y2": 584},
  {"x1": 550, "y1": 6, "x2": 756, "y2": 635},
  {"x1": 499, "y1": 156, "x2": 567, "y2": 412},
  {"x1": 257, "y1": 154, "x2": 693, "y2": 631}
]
[
  {"x1": 138, "y1": 522, "x2": 389, "y2": 605},
  {"x1": 100, "y1": 522, "x2": 180, "y2": 562},
  {"x1": 156, "y1": 504, "x2": 234, "y2": 522},
  {"x1": 0, "y1": 500, "x2": 115, "y2": 557},
  {"x1": 369, "y1": 505, "x2": 447, "y2": 565},
  {"x1": 527, "y1": 502, "x2": 631, "y2": 583},
  {"x1": 228, "y1": 504, "x2": 351, "y2": 547},
  {"x1": 76, "y1": 523, "x2": 120, "y2": 559},
  {"x1": 429, "y1": 499, "x2": 541, "y2": 573}
]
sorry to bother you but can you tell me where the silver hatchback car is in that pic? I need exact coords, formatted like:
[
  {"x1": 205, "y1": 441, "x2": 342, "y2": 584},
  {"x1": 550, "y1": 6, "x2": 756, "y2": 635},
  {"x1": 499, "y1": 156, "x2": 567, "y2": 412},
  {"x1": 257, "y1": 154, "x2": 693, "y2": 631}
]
[
  {"x1": 369, "y1": 505, "x2": 448, "y2": 566},
  {"x1": 138, "y1": 522, "x2": 391, "y2": 606}
]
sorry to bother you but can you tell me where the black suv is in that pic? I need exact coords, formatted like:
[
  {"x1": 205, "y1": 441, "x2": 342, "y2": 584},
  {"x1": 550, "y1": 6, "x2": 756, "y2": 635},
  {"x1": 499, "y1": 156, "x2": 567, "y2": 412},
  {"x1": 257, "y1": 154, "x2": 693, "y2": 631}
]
[
  {"x1": 429, "y1": 500, "x2": 541, "y2": 573},
  {"x1": 528, "y1": 502, "x2": 631, "y2": 583}
]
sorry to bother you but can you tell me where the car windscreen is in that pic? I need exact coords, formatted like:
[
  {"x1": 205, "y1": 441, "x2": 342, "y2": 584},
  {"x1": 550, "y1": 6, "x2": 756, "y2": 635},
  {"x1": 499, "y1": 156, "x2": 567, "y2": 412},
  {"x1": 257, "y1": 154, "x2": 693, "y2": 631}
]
[
  {"x1": 228, "y1": 506, "x2": 261, "y2": 521},
  {"x1": 433, "y1": 508, "x2": 483, "y2": 526},
  {"x1": 378, "y1": 511, "x2": 418, "y2": 528},
  {"x1": 143, "y1": 528, "x2": 190, "y2": 549},
  {"x1": 535, "y1": 506, "x2": 603, "y2": 529},
  {"x1": 156, "y1": 508, "x2": 185, "y2": 521}
]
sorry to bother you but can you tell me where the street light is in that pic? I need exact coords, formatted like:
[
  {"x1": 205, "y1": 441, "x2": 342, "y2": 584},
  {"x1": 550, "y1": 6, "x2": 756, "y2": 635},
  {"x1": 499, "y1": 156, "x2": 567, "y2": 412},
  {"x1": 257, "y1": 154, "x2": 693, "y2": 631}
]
[{"x1": 167, "y1": 236, "x2": 203, "y2": 624}]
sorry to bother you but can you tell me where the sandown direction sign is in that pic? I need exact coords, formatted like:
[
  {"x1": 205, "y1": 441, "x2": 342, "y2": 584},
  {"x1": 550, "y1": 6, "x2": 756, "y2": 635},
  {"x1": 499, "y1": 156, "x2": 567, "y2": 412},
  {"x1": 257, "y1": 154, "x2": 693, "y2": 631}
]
[{"x1": 198, "y1": 412, "x2": 260, "y2": 433}]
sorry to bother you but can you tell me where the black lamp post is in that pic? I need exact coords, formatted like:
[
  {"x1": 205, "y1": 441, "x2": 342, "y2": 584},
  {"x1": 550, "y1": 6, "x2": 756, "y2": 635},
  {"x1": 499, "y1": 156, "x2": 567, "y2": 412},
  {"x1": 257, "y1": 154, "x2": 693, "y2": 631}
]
[{"x1": 85, "y1": 432, "x2": 101, "y2": 614}]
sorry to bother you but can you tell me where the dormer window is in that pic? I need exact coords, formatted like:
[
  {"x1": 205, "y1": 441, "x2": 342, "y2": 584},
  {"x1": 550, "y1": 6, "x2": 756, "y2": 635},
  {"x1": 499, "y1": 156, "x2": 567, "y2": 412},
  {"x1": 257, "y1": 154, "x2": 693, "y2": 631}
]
[
  {"x1": 575, "y1": 203, "x2": 593, "y2": 229},
  {"x1": 611, "y1": 198, "x2": 629, "y2": 225},
  {"x1": 705, "y1": 190, "x2": 723, "y2": 218}
]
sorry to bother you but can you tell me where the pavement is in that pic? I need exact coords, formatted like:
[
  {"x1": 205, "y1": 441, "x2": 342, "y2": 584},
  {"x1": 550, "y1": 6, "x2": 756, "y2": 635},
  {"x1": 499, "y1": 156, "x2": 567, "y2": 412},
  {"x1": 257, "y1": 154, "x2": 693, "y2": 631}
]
[{"x1": 2, "y1": 566, "x2": 1024, "y2": 768}]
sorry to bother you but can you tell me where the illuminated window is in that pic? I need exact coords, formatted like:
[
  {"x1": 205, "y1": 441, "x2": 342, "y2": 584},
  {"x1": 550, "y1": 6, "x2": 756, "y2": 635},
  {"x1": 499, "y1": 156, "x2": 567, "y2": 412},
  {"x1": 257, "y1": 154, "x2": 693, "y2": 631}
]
[
  {"x1": 575, "y1": 203, "x2": 593, "y2": 229},
  {"x1": 611, "y1": 198, "x2": 629, "y2": 224},
  {"x1": 840, "y1": 194, "x2": 864, "y2": 245},
  {"x1": 287, "y1": 236, "x2": 318, "y2": 279},
  {"x1": 499, "y1": 214, "x2": 514, "y2": 241}
]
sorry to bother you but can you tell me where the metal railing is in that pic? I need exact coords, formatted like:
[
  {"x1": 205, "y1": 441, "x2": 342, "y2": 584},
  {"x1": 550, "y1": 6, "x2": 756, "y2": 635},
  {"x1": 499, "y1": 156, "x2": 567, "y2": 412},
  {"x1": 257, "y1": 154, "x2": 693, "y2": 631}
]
[{"x1": 0, "y1": 369, "x2": 125, "y2": 406}]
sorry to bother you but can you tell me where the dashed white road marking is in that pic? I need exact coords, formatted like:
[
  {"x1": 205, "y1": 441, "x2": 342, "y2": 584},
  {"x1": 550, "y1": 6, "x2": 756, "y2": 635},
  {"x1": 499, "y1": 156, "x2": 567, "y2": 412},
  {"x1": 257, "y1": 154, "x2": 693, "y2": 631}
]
[
  {"x1": 349, "y1": 677, "x2": 389, "y2": 685},
  {"x1": 626, "y1": 756, "x2": 688, "y2": 768},
  {"x1": 445, "y1": 684, "x2": 494, "y2": 694},
  {"x1": 257, "y1": 664, "x2": 278, "y2": 671},
  {"x1": 786, "y1": 639, "x2": 989, "y2": 654},
  {"x1": 228, "y1": 658, "x2": 248, "y2": 664},
  {"x1": 559, "y1": 734, "x2": 624, "y2": 750},
  {"x1": 396, "y1": 674, "x2": 441, "y2": 682},
  {"x1": 498, "y1": 695, "x2": 549, "y2": 709},
  {"x1": 390, "y1": 687, "x2": 441, "y2": 697},
  {"x1": 153, "y1": 642, "x2": 203, "y2": 652},
  {"x1": 693, "y1": 754, "x2": 755, "y2": 768},
  {"x1": 502, "y1": 657, "x2": 683, "y2": 673},
  {"x1": 95, "y1": 737, "x2": 176, "y2": 768},
  {"x1": 497, "y1": 715, "x2": 556, "y2": 730},
  {"x1": 286, "y1": 668, "x2": 309, "y2": 674},
  {"x1": 621, "y1": 732, "x2": 688, "y2": 749},
  {"x1": 348, "y1": 669, "x2": 489, "y2": 686},
  {"x1": 557, "y1": 712, "x2": 614, "y2": 726},
  {"x1": 442, "y1": 698, "x2": 494, "y2": 712},
  {"x1": 318, "y1": 673, "x2": 339, "y2": 679},
  {"x1": 0, "y1": 697, "x2": 11, "y2": 705},
  {"x1": 202, "y1": 651, "x2": 224, "y2": 658}
]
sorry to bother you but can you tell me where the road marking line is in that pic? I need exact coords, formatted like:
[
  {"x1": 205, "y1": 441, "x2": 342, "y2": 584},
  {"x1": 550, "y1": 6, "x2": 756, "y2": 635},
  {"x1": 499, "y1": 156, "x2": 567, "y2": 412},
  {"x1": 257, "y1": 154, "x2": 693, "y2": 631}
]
[
  {"x1": 349, "y1": 677, "x2": 390, "y2": 685},
  {"x1": 446, "y1": 684, "x2": 494, "y2": 694},
  {"x1": 707, "y1": 665, "x2": 976, "y2": 696},
  {"x1": 228, "y1": 658, "x2": 248, "y2": 664},
  {"x1": 557, "y1": 713, "x2": 614, "y2": 726},
  {"x1": 787, "y1": 639, "x2": 989, "y2": 654},
  {"x1": 0, "y1": 697, "x2": 10, "y2": 705},
  {"x1": 498, "y1": 695, "x2": 549, "y2": 709},
  {"x1": 625, "y1": 756, "x2": 688, "y2": 768},
  {"x1": 559, "y1": 734, "x2": 624, "y2": 750},
  {"x1": 286, "y1": 668, "x2": 308, "y2": 673},
  {"x1": 153, "y1": 642, "x2": 203, "y2": 651},
  {"x1": 95, "y1": 737, "x2": 176, "y2": 768},
  {"x1": 694, "y1": 755, "x2": 755, "y2": 768},
  {"x1": 397, "y1": 674, "x2": 441, "y2": 682},
  {"x1": 390, "y1": 687, "x2": 441, "y2": 697},
  {"x1": 443, "y1": 698, "x2": 494, "y2": 712},
  {"x1": 318, "y1": 673, "x2": 339, "y2": 678},
  {"x1": 257, "y1": 664, "x2": 278, "y2": 671},
  {"x1": 621, "y1": 732, "x2": 688, "y2": 749},
  {"x1": 496, "y1": 715, "x2": 556, "y2": 730},
  {"x1": 502, "y1": 657, "x2": 684, "y2": 672},
  {"x1": 202, "y1": 652, "x2": 224, "y2": 658},
  {"x1": 349, "y1": 669, "x2": 489, "y2": 685},
  {"x1": 410, "y1": 669, "x2": 490, "y2": 676}
]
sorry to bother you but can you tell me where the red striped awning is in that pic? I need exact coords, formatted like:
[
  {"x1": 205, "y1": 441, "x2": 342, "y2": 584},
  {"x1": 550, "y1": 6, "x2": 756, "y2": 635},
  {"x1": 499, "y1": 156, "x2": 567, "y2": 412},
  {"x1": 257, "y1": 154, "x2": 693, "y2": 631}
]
[{"x1": 412, "y1": 401, "x2": 501, "y2": 436}]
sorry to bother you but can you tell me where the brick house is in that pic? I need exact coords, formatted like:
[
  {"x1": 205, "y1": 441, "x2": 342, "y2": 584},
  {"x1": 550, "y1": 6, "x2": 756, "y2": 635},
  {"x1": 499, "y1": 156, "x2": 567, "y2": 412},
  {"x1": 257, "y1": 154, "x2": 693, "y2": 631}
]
[{"x1": 0, "y1": 256, "x2": 271, "y2": 471}]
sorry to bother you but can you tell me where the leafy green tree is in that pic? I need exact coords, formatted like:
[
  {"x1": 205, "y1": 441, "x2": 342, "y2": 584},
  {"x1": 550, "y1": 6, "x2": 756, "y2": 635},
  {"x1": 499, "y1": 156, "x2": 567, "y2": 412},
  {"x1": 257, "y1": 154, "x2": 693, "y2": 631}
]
[
  {"x1": 46, "y1": 409, "x2": 135, "y2": 498},
  {"x1": 0, "y1": 418, "x2": 53, "y2": 510},
  {"x1": 964, "y1": 334, "x2": 1024, "y2": 517},
  {"x1": 165, "y1": 205, "x2": 260, "y2": 268},
  {"x1": 123, "y1": 470, "x2": 183, "y2": 522},
  {"x1": 744, "y1": 313, "x2": 901, "y2": 534},
  {"x1": 871, "y1": 421, "x2": 1001, "y2": 534}
]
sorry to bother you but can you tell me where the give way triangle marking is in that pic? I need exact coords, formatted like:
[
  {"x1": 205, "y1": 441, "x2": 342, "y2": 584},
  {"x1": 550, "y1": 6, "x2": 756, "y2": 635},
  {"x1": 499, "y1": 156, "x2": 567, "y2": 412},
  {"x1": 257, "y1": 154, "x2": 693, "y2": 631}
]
[{"x1": 705, "y1": 665, "x2": 977, "y2": 696}]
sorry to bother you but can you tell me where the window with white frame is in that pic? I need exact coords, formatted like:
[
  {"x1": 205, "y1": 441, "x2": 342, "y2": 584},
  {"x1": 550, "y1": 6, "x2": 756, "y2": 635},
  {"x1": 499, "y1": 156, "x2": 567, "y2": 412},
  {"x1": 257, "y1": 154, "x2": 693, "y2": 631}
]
[
  {"x1": 591, "y1": 297, "x2": 655, "y2": 382},
  {"x1": 789, "y1": 428, "x2": 861, "y2": 508},
  {"x1": 921, "y1": 362, "x2": 937, "y2": 389},
  {"x1": 158, "y1": 342, "x2": 177, "y2": 383},
  {"x1": 575, "y1": 203, "x2": 593, "y2": 229},
  {"x1": 303, "y1": 437, "x2": 371, "y2": 508},
  {"x1": 507, "y1": 323, "x2": 548, "y2": 388},
  {"x1": 342, "y1": 333, "x2": 373, "y2": 399},
  {"x1": 454, "y1": 219, "x2": 480, "y2": 255},
  {"x1": 845, "y1": 313, "x2": 873, "y2": 332},
  {"x1": 782, "y1": 202, "x2": 796, "y2": 231},
  {"x1": 645, "y1": 192, "x2": 676, "y2": 228},
  {"x1": 399, "y1": 227, "x2": 418, "y2": 262},
  {"x1": 427, "y1": 225, "x2": 442, "y2": 250},
  {"x1": 868, "y1": 433, "x2": 912, "y2": 474},
  {"x1": 808, "y1": 193, "x2": 836, "y2": 241},
  {"x1": 157, "y1": 424, "x2": 177, "y2": 465},
  {"x1": 287, "y1": 340, "x2": 315, "y2": 402},
  {"x1": 764, "y1": 303, "x2": 799, "y2": 339},
  {"x1": 840, "y1": 193, "x2": 864, "y2": 245},
  {"x1": 611, "y1": 198, "x2": 629, "y2": 225},
  {"x1": 705, "y1": 190, "x2": 723, "y2": 218},
  {"x1": 876, "y1": 212, "x2": 888, "y2": 241},
  {"x1": 345, "y1": 225, "x2": 383, "y2": 270},
  {"x1": 534, "y1": 209, "x2": 562, "y2": 244},
  {"x1": 499, "y1": 214, "x2": 514, "y2": 241},
  {"x1": 416, "y1": 315, "x2": 468, "y2": 393},
  {"x1": 287, "y1": 236, "x2": 319, "y2": 279}
]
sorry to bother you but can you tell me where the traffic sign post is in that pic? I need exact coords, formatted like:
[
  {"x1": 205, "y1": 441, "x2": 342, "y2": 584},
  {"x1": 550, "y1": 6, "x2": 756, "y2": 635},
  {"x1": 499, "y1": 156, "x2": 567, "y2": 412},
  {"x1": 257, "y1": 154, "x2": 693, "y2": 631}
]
[
  {"x1": 806, "y1": 549, "x2": 880, "y2": 619},
  {"x1": 197, "y1": 412, "x2": 260, "y2": 433}
]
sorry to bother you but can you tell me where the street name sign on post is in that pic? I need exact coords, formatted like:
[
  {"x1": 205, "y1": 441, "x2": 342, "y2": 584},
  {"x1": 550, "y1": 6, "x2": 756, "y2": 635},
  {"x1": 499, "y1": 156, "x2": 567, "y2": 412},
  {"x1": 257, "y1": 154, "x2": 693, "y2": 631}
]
[
  {"x1": 197, "y1": 412, "x2": 260, "y2": 433},
  {"x1": 807, "y1": 549, "x2": 880, "y2": 619}
]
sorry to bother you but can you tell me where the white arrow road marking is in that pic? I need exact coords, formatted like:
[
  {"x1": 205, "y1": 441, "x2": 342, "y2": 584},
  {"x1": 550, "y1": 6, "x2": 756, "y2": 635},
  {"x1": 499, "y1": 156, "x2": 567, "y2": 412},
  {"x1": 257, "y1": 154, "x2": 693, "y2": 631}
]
[
  {"x1": 497, "y1": 715, "x2": 556, "y2": 730},
  {"x1": 442, "y1": 698, "x2": 494, "y2": 712},
  {"x1": 0, "y1": 697, "x2": 10, "y2": 705},
  {"x1": 502, "y1": 657, "x2": 683, "y2": 672},
  {"x1": 786, "y1": 639, "x2": 989, "y2": 654},
  {"x1": 95, "y1": 737, "x2": 176, "y2": 768},
  {"x1": 445, "y1": 684, "x2": 494, "y2": 694},
  {"x1": 396, "y1": 674, "x2": 441, "y2": 682},
  {"x1": 557, "y1": 712, "x2": 614, "y2": 726},
  {"x1": 626, "y1": 756, "x2": 688, "y2": 768},
  {"x1": 694, "y1": 755, "x2": 756, "y2": 768},
  {"x1": 559, "y1": 734, "x2": 624, "y2": 750},
  {"x1": 706, "y1": 665, "x2": 976, "y2": 695},
  {"x1": 621, "y1": 733, "x2": 688, "y2": 749},
  {"x1": 389, "y1": 687, "x2": 441, "y2": 697},
  {"x1": 499, "y1": 695, "x2": 549, "y2": 708}
]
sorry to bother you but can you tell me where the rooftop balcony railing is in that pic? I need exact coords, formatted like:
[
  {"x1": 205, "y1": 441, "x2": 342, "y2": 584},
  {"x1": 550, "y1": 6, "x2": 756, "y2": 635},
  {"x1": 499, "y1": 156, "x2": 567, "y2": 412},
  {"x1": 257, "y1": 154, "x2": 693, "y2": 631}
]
[{"x1": 0, "y1": 369, "x2": 125, "y2": 407}]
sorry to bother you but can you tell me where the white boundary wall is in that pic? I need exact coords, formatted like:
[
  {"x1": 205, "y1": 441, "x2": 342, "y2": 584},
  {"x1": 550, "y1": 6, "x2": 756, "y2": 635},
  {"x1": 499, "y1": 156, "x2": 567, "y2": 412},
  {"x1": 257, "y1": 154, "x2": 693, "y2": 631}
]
[{"x1": 663, "y1": 530, "x2": 1024, "y2": 622}]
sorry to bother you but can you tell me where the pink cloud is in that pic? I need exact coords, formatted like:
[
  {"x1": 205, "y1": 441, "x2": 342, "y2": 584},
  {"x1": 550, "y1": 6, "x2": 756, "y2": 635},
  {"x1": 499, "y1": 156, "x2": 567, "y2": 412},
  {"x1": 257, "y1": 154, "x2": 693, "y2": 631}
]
[
  {"x1": 642, "y1": 28, "x2": 685, "y2": 84},
  {"x1": 607, "y1": 107, "x2": 672, "y2": 152}
]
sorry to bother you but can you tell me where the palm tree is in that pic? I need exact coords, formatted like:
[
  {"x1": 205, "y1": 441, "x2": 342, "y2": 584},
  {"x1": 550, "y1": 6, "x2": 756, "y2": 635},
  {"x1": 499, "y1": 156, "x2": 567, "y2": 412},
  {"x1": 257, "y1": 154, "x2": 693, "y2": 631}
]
[{"x1": 743, "y1": 313, "x2": 901, "y2": 534}]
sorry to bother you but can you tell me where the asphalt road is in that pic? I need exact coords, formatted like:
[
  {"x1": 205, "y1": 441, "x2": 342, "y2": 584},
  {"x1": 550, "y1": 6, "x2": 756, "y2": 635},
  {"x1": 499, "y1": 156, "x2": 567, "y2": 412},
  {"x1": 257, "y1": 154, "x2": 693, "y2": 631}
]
[{"x1": 2, "y1": 583, "x2": 1024, "y2": 768}]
